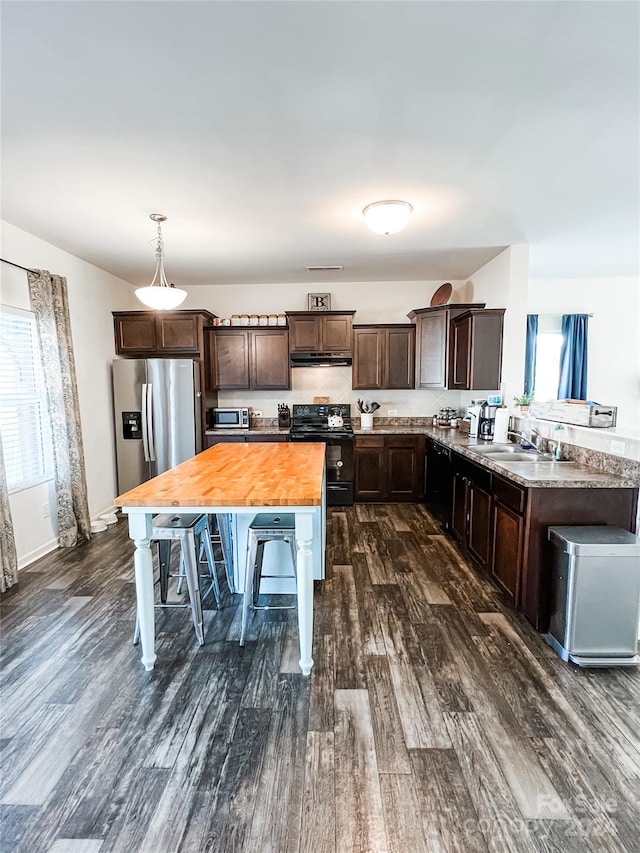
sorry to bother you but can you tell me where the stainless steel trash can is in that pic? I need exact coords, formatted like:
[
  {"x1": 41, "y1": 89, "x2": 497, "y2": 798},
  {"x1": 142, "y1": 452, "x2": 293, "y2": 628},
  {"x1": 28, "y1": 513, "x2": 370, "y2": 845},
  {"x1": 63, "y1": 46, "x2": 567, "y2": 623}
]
[{"x1": 547, "y1": 526, "x2": 640, "y2": 667}]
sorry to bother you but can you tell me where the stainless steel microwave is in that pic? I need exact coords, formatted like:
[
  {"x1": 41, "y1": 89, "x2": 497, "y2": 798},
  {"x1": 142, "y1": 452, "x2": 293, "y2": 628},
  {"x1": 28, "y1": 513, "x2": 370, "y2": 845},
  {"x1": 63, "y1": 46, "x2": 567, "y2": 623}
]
[{"x1": 209, "y1": 407, "x2": 250, "y2": 429}]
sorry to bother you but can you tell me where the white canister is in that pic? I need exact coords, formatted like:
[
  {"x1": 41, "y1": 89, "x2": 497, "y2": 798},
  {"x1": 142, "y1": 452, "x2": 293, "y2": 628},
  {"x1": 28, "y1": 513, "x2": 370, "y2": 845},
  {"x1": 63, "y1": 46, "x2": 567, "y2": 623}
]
[
  {"x1": 361, "y1": 413, "x2": 374, "y2": 430},
  {"x1": 494, "y1": 408, "x2": 510, "y2": 443}
]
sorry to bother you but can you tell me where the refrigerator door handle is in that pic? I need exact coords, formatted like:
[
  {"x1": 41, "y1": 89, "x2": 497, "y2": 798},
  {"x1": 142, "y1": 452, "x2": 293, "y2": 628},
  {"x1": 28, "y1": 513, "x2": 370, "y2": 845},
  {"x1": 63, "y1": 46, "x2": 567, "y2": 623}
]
[
  {"x1": 141, "y1": 383, "x2": 151, "y2": 462},
  {"x1": 146, "y1": 383, "x2": 156, "y2": 462}
]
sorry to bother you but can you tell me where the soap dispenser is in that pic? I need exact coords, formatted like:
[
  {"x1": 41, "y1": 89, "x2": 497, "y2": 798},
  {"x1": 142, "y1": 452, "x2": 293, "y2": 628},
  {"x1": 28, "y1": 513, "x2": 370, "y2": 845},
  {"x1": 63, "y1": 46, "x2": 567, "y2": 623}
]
[{"x1": 553, "y1": 424, "x2": 564, "y2": 460}]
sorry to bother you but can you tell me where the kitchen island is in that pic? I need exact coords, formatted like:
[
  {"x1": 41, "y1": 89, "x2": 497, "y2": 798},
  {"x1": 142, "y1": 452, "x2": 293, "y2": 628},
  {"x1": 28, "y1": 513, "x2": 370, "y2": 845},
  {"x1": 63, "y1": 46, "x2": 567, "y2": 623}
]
[{"x1": 115, "y1": 442, "x2": 326, "y2": 674}]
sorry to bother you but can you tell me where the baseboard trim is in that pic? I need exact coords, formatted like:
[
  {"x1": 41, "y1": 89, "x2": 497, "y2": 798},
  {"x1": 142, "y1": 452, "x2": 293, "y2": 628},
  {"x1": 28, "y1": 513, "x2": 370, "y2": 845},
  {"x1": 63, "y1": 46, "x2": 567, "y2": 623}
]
[{"x1": 18, "y1": 539, "x2": 60, "y2": 571}]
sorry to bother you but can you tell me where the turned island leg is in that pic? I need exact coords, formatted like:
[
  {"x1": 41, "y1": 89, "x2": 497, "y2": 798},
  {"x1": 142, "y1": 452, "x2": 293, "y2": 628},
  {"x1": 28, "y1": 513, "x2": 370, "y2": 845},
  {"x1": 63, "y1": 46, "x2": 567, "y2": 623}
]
[
  {"x1": 128, "y1": 511, "x2": 156, "y2": 671},
  {"x1": 295, "y1": 511, "x2": 315, "y2": 676}
]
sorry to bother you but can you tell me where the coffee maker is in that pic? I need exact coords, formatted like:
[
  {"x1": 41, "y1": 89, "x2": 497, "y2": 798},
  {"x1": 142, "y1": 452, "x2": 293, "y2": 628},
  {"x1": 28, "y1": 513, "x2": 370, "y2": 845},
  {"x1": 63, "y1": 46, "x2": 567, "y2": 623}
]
[{"x1": 478, "y1": 404, "x2": 498, "y2": 440}]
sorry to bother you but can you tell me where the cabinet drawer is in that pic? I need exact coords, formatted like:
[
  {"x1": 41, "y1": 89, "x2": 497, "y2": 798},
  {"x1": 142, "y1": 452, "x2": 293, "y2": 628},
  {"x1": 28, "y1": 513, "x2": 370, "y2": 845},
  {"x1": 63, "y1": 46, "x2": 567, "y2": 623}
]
[
  {"x1": 387, "y1": 434, "x2": 422, "y2": 449},
  {"x1": 492, "y1": 475, "x2": 526, "y2": 514},
  {"x1": 356, "y1": 435, "x2": 385, "y2": 448}
]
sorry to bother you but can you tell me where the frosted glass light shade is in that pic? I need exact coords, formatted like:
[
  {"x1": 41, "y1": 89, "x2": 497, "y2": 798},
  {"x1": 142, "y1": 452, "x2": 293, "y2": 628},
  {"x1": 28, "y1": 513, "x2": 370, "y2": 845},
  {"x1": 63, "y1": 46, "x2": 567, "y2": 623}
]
[
  {"x1": 135, "y1": 285, "x2": 187, "y2": 310},
  {"x1": 362, "y1": 200, "x2": 413, "y2": 235}
]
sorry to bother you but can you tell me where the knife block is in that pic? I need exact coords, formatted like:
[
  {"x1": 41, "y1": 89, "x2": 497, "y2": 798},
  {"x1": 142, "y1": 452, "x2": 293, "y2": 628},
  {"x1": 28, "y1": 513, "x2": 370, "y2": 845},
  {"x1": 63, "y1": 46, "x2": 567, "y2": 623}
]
[{"x1": 278, "y1": 410, "x2": 291, "y2": 429}]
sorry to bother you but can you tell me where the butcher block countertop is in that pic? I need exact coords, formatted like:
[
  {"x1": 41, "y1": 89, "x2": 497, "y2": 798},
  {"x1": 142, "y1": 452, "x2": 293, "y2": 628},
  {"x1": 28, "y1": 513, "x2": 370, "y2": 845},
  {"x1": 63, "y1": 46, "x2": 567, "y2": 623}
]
[{"x1": 115, "y1": 442, "x2": 326, "y2": 508}]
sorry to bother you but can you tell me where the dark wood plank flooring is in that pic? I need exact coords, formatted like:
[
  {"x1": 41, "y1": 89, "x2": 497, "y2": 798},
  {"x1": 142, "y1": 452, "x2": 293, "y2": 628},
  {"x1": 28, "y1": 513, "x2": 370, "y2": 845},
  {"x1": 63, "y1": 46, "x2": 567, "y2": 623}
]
[{"x1": 2, "y1": 505, "x2": 640, "y2": 852}]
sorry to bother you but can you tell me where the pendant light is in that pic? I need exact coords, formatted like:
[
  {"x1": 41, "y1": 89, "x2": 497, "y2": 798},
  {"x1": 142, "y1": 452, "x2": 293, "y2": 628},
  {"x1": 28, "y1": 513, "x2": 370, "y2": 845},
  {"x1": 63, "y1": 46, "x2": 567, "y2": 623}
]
[
  {"x1": 362, "y1": 200, "x2": 413, "y2": 235},
  {"x1": 135, "y1": 214, "x2": 187, "y2": 310}
]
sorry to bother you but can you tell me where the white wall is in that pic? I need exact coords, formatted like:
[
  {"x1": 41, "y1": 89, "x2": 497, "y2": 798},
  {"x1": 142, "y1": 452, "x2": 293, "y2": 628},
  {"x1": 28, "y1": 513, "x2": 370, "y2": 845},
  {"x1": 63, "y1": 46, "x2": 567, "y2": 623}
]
[
  {"x1": 528, "y1": 276, "x2": 640, "y2": 432},
  {"x1": 462, "y1": 245, "x2": 529, "y2": 405},
  {"x1": 189, "y1": 279, "x2": 467, "y2": 324},
  {"x1": 1, "y1": 220, "x2": 137, "y2": 567}
]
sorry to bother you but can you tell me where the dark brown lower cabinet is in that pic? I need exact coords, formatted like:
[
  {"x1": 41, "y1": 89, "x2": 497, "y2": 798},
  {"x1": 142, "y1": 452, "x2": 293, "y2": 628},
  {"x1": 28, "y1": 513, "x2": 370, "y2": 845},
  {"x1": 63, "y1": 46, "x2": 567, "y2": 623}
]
[
  {"x1": 355, "y1": 434, "x2": 424, "y2": 502},
  {"x1": 448, "y1": 453, "x2": 638, "y2": 631},
  {"x1": 491, "y1": 500, "x2": 523, "y2": 604},
  {"x1": 450, "y1": 456, "x2": 491, "y2": 568},
  {"x1": 204, "y1": 434, "x2": 286, "y2": 449},
  {"x1": 467, "y1": 482, "x2": 491, "y2": 567},
  {"x1": 354, "y1": 437, "x2": 386, "y2": 501}
]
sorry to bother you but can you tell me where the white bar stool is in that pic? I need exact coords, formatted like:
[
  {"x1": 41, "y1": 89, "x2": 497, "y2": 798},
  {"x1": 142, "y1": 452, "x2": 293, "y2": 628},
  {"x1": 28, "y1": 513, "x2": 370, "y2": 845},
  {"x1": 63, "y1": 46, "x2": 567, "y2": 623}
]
[
  {"x1": 133, "y1": 513, "x2": 220, "y2": 646},
  {"x1": 240, "y1": 513, "x2": 297, "y2": 647}
]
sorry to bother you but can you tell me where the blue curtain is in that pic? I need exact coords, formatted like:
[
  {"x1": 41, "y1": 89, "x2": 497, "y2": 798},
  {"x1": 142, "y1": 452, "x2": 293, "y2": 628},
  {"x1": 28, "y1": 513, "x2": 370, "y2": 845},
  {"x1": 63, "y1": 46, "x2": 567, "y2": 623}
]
[
  {"x1": 558, "y1": 314, "x2": 589, "y2": 399},
  {"x1": 524, "y1": 314, "x2": 538, "y2": 396}
]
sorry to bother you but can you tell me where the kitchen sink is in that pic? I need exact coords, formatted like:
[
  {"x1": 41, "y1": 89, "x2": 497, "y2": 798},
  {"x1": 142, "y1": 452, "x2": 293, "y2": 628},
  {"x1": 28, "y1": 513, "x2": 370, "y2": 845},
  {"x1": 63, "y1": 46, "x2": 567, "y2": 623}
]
[
  {"x1": 470, "y1": 443, "x2": 530, "y2": 454},
  {"x1": 468, "y1": 444, "x2": 570, "y2": 463},
  {"x1": 484, "y1": 451, "x2": 553, "y2": 462}
]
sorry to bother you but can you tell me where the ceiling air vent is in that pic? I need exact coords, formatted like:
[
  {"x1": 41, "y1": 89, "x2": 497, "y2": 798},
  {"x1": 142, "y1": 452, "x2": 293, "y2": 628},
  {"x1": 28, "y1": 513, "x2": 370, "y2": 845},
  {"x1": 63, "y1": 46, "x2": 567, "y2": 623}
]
[{"x1": 306, "y1": 265, "x2": 344, "y2": 272}]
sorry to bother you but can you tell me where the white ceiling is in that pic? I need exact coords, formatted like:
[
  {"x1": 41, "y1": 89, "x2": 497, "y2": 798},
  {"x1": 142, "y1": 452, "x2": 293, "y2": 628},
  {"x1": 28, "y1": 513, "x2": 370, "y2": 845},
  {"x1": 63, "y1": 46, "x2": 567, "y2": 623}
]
[{"x1": 1, "y1": 1, "x2": 638, "y2": 286}]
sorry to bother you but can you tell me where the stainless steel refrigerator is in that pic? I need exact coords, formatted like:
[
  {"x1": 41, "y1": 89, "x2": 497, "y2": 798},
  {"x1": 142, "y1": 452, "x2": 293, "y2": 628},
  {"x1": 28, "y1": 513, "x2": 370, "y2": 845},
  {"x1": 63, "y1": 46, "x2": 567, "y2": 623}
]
[{"x1": 112, "y1": 358, "x2": 202, "y2": 494}]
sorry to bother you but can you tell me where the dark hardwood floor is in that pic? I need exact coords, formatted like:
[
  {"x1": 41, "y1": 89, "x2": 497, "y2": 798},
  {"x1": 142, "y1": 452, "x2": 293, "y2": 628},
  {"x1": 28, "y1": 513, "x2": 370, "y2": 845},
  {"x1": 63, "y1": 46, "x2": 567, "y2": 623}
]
[{"x1": 2, "y1": 505, "x2": 640, "y2": 852}]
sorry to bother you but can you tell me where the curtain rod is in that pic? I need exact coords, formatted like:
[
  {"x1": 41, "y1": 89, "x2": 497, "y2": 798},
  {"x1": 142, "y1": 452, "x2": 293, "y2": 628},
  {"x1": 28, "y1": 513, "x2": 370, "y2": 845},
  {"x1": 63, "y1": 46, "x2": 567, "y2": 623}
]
[
  {"x1": 532, "y1": 312, "x2": 594, "y2": 318},
  {"x1": 0, "y1": 257, "x2": 38, "y2": 275}
]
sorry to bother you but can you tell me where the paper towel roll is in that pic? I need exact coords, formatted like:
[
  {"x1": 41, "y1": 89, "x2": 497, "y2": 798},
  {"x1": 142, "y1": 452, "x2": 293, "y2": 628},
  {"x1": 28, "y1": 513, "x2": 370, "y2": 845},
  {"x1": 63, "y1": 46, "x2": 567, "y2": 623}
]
[{"x1": 494, "y1": 408, "x2": 510, "y2": 443}]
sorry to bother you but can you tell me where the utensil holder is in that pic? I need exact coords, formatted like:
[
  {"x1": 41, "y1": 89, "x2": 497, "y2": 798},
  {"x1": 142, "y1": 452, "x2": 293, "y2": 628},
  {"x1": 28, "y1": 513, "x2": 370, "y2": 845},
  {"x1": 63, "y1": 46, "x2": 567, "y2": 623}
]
[{"x1": 361, "y1": 413, "x2": 374, "y2": 430}]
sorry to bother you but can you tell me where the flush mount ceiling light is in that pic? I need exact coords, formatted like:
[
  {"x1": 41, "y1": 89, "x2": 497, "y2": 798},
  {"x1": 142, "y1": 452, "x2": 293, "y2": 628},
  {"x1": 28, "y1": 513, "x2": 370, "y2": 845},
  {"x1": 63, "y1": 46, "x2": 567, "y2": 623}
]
[
  {"x1": 135, "y1": 214, "x2": 188, "y2": 310},
  {"x1": 362, "y1": 200, "x2": 413, "y2": 235}
]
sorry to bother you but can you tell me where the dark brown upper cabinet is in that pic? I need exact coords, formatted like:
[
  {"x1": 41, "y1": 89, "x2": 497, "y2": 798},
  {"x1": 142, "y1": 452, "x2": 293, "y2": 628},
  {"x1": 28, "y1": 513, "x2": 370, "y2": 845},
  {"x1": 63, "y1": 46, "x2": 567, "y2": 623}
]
[
  {"x1": 407, "y1": 303, "x2": 485, "y2": 389},
  {"x1": 352, "y1": 324, "x2": 415, "y2": 390},
  {"x1": 285, "y1": 311, "x2": 355, "y2": 353},
  {"x1": 113, "y1": 310, "x2": 215, "y2": 358},
  {"x1": 449, "y1": 308, "x2": 505, "y2": 391},
  {"x1": 206, "y1": 327, "x2": 290, "y2": 391}
]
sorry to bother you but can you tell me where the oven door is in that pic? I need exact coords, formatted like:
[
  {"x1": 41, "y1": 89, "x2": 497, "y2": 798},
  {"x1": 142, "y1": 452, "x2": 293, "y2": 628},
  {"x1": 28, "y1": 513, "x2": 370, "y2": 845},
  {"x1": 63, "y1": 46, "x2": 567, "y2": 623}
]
[{"x1": 289, "y1": 433, "x2": 354, "y2": 506}]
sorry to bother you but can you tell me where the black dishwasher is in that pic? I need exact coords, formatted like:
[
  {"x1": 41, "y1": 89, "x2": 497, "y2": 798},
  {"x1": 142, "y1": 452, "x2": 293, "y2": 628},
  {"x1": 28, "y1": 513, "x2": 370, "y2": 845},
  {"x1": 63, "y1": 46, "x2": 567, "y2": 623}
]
[{"x1": 425, "y1": 437, "x2": 453, "y2": 529}]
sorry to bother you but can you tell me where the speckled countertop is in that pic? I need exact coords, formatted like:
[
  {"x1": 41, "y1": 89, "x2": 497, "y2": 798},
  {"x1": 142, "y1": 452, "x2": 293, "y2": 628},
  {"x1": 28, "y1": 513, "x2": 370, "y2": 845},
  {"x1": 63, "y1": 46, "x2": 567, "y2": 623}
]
[
  {"x1": 355, "y1": 424, "x2": 639, "y2": 489},
  {"x1": 205, "y1": 421, "x2": 639, "y2": 490}
]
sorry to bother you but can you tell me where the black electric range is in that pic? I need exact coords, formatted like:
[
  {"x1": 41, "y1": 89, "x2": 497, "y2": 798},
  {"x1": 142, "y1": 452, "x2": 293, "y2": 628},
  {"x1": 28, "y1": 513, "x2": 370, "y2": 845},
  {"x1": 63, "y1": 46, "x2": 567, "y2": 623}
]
[{"x1": 289, "y1": 404, "x2": 354, "y2": 505}]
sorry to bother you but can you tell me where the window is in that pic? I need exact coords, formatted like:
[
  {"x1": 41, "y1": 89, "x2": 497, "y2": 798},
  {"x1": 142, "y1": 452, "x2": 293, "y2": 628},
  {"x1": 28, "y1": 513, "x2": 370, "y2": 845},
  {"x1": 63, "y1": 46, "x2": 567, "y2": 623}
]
[
  {"x1": 527, "y1": 315, "x2": 563, "y2": 401},
  {"x1": 0, "y1": 305, "x2": 53, "y2": 492}
]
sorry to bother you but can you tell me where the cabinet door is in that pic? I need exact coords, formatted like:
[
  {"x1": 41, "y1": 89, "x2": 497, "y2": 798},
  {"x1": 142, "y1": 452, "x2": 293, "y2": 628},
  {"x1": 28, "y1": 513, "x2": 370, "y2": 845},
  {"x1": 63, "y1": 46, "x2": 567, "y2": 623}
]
[
  {"x1": 214, "y1": 331, "x2": 250, "y2": 389},
  {"x1": 469, "y1": 312, "x2": 505, "y2": 391},
  {"x1": 322, "y1": 315, "x2": 352, "y2": 351},
  {"x1": 416, "y1": 311, "x2": 448, "y2": 388},
  {"x1": 387, "y1": 446, "x2": 419, "y2": 500},
  {"x1": 449, "y1": 315, "x2": 472, "y2": 389},
  {"x1": 288, "y1": 316, "x2": 321, "y2": 352},
  {"x1": 113, "y1": 314, "x2": 157, "y2": 354},
  {"x1": 244, "y1": 434, "x2": 287, "y2": 443},
  {"x1": 156, "y1": 315, "x2": 201, "y2": 353},
  {"x1": 250, "y1": 329, "x2": 290, "y2": 390},
  {"x1": 386, "y1": 327, "x2": 415, "y2": 389},
  {"x1": 467, "y1": 483, "x2": 492, "y2": 567},
  {"x1": 451, "y1": 471, "x2": 468, "y2": 542},
  {"x1": 352, "y1": 328, "x2": 384, "y2": 389},
  {"x1": 355, "y1": 437, "x2": 386, "y2": 501},
  {"x1": 491, "y1": 500, "x2": 523, "y2": 604}
]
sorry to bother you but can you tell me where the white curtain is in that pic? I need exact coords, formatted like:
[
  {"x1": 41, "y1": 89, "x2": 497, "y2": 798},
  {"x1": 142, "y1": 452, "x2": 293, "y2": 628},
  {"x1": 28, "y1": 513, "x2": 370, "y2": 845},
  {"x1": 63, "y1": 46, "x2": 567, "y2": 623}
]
[
  {"x1": 27, "y1": 270, "x2": 91, "y2": 547},
  {"x1": 0, "y1": 435, "x2": 18, "y2": 592}
]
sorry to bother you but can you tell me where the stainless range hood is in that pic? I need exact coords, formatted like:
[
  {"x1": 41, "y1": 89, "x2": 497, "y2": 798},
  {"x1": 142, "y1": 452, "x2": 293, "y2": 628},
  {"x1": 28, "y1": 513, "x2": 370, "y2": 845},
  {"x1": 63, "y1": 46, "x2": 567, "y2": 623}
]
[{"x1": 290, "y1": 352, "x2": 352, "y2": 368}]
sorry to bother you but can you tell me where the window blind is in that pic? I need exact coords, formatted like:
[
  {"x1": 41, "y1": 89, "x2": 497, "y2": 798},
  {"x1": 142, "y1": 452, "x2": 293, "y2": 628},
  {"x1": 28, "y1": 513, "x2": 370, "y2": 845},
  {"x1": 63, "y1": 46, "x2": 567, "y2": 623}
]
[{"x1": 0, "y1": 305, "x2": 53, "y2": 492}]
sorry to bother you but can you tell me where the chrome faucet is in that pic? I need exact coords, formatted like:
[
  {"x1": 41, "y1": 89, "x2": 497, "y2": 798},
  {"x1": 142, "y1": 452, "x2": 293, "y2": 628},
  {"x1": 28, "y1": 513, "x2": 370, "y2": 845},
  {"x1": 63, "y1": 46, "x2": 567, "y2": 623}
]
[{"x1": 506, "y1": 428, "x2": 545, "y2": 452}]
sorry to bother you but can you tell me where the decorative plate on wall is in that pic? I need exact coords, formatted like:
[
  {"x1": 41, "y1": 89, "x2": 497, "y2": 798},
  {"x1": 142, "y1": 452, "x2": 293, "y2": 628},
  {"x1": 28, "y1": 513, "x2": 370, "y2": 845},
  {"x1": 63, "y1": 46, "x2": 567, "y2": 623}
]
[{"x1": 430, "y1": 282, "x2": 452, "y2": 306}]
